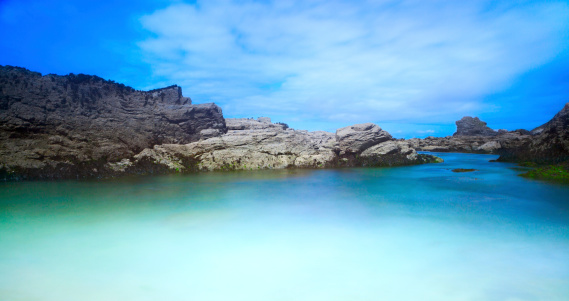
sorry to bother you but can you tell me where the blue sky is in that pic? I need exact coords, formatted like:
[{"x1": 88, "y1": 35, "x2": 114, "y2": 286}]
[{"x1": 1, "y1": 0, "x2": 569, "y2": 138}]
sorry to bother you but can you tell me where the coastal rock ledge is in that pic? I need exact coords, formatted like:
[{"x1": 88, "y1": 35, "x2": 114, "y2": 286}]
[
  {"x1": 0, "y1": 66, "x2": 442, "y2": 180},
  {"x1": 120, "y1": 119, "x2": 442, "y2": 175}
]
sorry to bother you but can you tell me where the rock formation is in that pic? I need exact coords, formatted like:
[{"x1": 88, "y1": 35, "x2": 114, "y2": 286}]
[
  {"x1": 0, "y1": 66, "x2": 226, "y2": 179},
  {"x1": 335, "y1": 123, "x2": 392, "y2": 153},
  {"x1": 410, "y1": 116, "x2": 532, "y2": 154},
  {"x1": 497, "y1": 103, "x2": 569, "y2": 164},
  {"x1": 119, "y1": 119, "x2": 442, "y2": 174},
  {"x1": 453, "y1": 116, "x2": 498, "y2": 137},
  {"x1": 411, "y1": 105, "x2": 569, "y2": 166},
  {"x1": 409, "y1": 132, "x2": 532, "y2": 154},
  {"x1": 0, "y1": 66, "x2": 444, "y2": 180}
]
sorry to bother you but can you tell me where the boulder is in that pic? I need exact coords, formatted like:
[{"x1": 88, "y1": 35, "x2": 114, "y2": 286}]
[
  {"x1": 359, "y1": 140, "x2": 443, "y2": 166},
  {"x1": 335, "y1": 123, "x2": 392, "y2": 153}
]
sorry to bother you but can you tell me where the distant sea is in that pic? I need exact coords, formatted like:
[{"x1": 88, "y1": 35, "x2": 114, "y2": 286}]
[{"x1": 1, "y1": 152, "x2": 568, "y2": 301}]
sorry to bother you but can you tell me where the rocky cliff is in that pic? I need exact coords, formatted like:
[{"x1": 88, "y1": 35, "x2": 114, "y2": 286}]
[
  {"x1": 0, "y1": 66, "x2": 443, "y2": 180},
  {"x1": 497, "y1": 103, "x2": 569, "y2": 164},
  {"x1": 0, "y1": 66, "x2": 226, "y2": 179}
]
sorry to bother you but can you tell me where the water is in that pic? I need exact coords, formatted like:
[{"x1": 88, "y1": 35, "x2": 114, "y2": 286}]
[{"x1": 1, "y1": 152, "x2": 568, "y2": 301}]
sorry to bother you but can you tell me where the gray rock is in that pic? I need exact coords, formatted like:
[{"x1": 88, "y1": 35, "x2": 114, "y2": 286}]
[
  {"x1": 336, "y1": 123, "x2": 392, "y2": 153},
  {"x1": 409, "y1": 132, "x2": 531, "y2": 155},
  {"x1": 454, "y1": 117, "x2": 498, "y2": 137},
  {"x1": 0, "y1": 65, "x2": 446, "y2": 180},
  {"x1": 499, "y1": 102, "x2": 569, "y2": 163},
  {"x1": 410, "y1": 115, "x2": 534, "y2": 155},
  {"x1": 128, "y1": 122, "x2": 441, "y2": 173},
  {"x1": 225, "y1": 118, "x2": 283, "y2": 130},
  {"x1": 360, "y1": 140, "x2": 443, "y2": 166},
  {"x1": 131, "y1": 125, "x2": 338, "y2": 172},
  {"x1": 479, "y1": 140, "x2": 501, "y2": 152},
  {"x1": 0, "y1": 65, "x2": 226, "y2": 180}
]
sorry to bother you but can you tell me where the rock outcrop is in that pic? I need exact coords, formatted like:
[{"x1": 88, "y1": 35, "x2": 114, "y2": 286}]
[
  {"x1": 411, "y1": 106, "x2": 569, "y2": 166},
  {"x1": 118, "y1": 119, "x2": 442, "y2": 174},
  {"x1": 498, "y1": 103, "x2": 569, "y2": 164},
  {"x1": 0, "y1": 66, "x2": 226, "y2": 179},
  {"x1": 0, "y1": 66, "x2": 446, "y2": 180},
  {"x1": 453, "y1": 116, "x2": 497, "y2": 137},
  {"x1": 410, "y1": 116, "x2": 533, "y2": 155},
  {"x1": 336, "y1": 123, "x2": 392, "y2": 153},
  {"x1": 409, "y1": 131, "x2": 532, "y2": 154}
]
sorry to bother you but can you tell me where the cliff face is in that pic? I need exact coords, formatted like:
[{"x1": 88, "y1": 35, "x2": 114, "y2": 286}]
[
  {"x1": 498, "y1": 103, "x2": 569, "y2": 164},
  {"x1": 0, "y1": 66, "x2": 226, "y2": 179}
]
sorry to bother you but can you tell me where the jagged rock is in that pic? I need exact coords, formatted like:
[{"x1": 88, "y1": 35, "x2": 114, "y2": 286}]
[
  {"x1": 454, "y1": 117, "x2": 498, "y2": 137},
  {"x1": 0, "y1": 65, "x2": 226, "y2": 179},
  {"x1": 359, "y1": 140, "x2": 442, "y2": 166},
  {"x1": 0, "y1": 65, "x2": 446, "y2": 180},
  {"x1": 131, "y1": 124, "x2": 338, "y2": 172},
  {"x1": 513, "y1": 129, "x2": 532, "y2": 135},
  {"x1": 128, "y1": 121, "x2": 441, "y2": 173},
  {"x1": 499, "y1": 102, "x2": 569, "y2": 164},
  {"x1": 479, "y1": 141, "x2": 501, "y2": 152},
  {"x1": 409, "y1": 114, "x2": 535, "y2": 155},
  {"x1": 225, "y1": 118, "x2": 284, "y2": 131},
  {"x1": 409, "y1": 131, "x2": 532, "y2": 155},
  {"x1": 336, "y1": 123, "x2": 392, "y2": 153}
]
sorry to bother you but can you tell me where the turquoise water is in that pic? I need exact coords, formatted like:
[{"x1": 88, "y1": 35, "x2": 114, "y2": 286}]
[{"x1": 1, "y1": 152, "x2": 568, "y2": 301}]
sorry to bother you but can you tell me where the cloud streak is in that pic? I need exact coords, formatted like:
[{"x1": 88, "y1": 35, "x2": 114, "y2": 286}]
[{"x1": 138, "y1": 0, "x2": 569, "y2": 136}]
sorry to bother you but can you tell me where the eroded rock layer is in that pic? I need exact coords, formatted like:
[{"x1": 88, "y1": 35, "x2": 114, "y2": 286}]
[
  {"x1": 411, "y1": 105, "x2": 569, "y2": 165},
  {"x1": 498, "y1": 103, "x2": 569, "y2": 164},
  {"x1": 118, "y1": 118, "x2": 442, "y2": 175},
  {"x1": 0, "y1": 66, "x2": 226, "y2": 179}
]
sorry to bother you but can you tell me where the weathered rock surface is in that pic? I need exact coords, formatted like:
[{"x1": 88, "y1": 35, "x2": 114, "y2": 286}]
[
  {"x1": 412, "y1": 106, "x2": 569, "y2": 166},
  {"x1": 409, "y1": 115, "x2": 535, "y2": 155},
  {"x1": 123, "y1": 119, "x2": 442, "y2": 174},
  {"x1": 498, "y1": 102, "x2": 569, "y2": 164},
  {"x1": 0, "y1": 65, "x2": 226, "y2": 179},
  {"x1": 359, "y1": 140, "x2": 443, "y2": 166},
  {"x1": 0, "y1": 66, "x2": 446, "y2": 180},
  {"x1": 409, "y1": 131, "x2": 532, "y2": 154},
  {"x1": 454, "y1": 116, "x2": 498, "y2": 137},
  {"x1": 226, "y1": 117, "x2": 285, "y2": 131},
  {"x1": 336, "y1": 123, "x2": 392, "y2": 153}
]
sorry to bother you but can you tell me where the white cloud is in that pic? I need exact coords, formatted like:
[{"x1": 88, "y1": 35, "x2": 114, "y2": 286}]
[{"x1": 138, "y1": 0, "x2": 569, "y2": 131}]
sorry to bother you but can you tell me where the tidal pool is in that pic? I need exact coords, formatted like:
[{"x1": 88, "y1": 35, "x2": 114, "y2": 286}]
[{"x1": 1, "y1": 152, "x2": 568, "y2": 301}]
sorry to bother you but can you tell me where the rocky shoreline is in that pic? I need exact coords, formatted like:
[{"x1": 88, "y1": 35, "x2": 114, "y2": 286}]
[
  {"x1": 0, "y1": 66, "x2": 441, "y2": 180},
  {"x1": 409, "y1": 104, "x2": 569, "y2": 166},
  {"x1": 1, "y1": 65, "x2": 567, "y2": 181}
]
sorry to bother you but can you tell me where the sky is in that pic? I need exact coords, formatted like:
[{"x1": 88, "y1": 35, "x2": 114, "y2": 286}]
[{"x1": 1, "y1": 0, "x2": 569, "y2": 138}]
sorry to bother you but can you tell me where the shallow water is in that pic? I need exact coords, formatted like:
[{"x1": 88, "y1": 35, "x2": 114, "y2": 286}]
[{"x1": 1, "y1": 152, "x2": 568, "y2": 301}]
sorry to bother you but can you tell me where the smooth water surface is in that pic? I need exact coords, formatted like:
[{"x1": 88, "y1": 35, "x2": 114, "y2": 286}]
[{"x1": 1, "y1": 152, "x2": 568, "y2": 301}]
